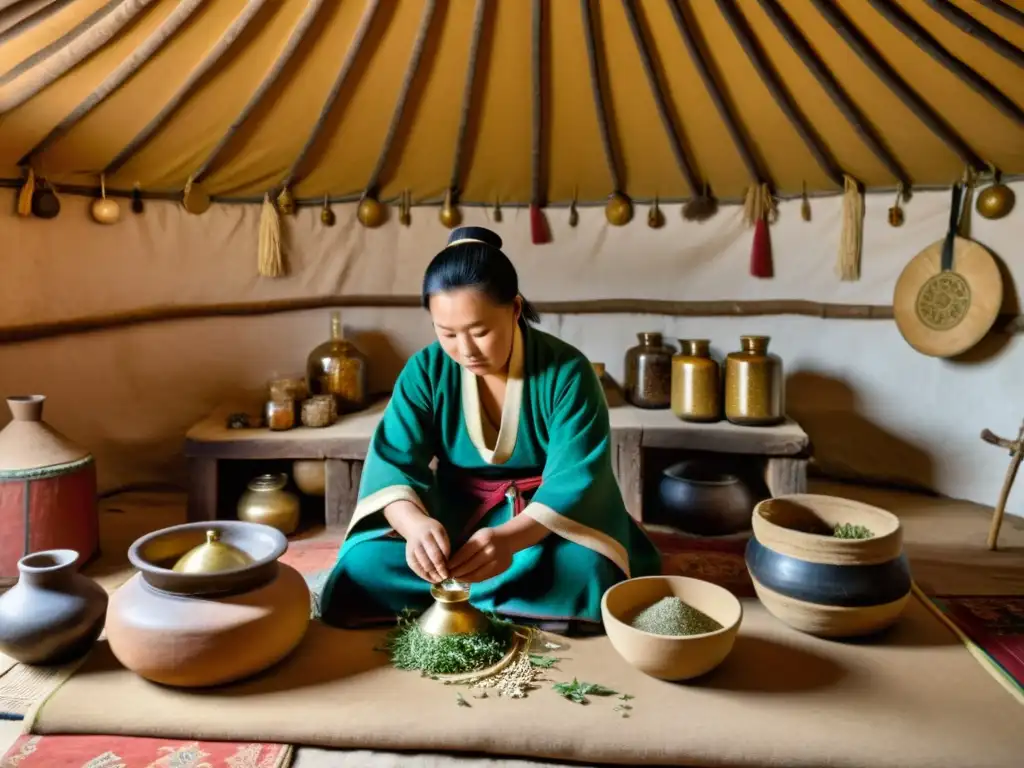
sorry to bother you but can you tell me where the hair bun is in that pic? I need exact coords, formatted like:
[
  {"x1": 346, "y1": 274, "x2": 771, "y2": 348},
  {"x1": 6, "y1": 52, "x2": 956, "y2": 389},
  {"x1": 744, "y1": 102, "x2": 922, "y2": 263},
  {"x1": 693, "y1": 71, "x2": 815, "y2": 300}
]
[{"x1": 447, "y1": 226, "x2": 502, "y2": 250}]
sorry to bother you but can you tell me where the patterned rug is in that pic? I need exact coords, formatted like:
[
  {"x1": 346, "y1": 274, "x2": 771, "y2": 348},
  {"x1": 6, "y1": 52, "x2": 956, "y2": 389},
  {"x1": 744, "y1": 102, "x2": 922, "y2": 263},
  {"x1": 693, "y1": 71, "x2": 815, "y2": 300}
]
[
  {"x1": 0, "y1": 734, "x2": 291, "y2": 767},
  {"x1": 929, "y1": 596, "x2": 1024, "y2": 694}
]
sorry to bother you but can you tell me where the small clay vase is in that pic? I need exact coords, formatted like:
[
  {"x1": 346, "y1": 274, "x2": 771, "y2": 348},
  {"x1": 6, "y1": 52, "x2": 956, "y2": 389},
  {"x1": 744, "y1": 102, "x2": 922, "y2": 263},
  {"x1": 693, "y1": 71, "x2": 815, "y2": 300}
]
[
  {"x1": 0, "y1": 549, "x2": 107, "y2": 664},
  {"x1": 237, "y1": 473, "x2": 300, "y2": 535}
]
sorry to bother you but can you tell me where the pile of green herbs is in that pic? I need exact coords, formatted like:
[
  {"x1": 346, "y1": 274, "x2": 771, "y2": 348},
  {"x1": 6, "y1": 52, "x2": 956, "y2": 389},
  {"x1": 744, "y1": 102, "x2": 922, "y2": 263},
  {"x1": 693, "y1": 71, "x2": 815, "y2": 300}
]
[
  {"x1": 630, "y1": 596, "x2": 722, "y2": 636},
  {"x1": 833, "y1": 523, "x2": 874, "y2": 539},
  {"x1": 381, "y1": 609, "x2": 516, "y2": 677}
]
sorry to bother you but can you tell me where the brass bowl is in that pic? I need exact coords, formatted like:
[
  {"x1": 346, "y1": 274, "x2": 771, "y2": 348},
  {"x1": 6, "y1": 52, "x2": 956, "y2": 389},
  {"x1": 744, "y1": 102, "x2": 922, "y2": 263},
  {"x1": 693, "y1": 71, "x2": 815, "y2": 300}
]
[
  {"x1": 417, "y1": 581, "x2": 492, "y2": 636},
  {"x1": 128, "y1": 520, "x2": 288, "y2": 597}
]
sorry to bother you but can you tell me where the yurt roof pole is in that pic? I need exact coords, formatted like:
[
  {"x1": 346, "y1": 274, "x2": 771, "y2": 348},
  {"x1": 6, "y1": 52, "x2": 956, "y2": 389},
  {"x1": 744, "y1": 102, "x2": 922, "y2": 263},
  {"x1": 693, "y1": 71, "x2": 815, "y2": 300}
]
[
  {"x1": 529, "y1": 0, "x2": 551, "y2": 242},
  {"x1": 975, "y1": 0, "x2": 1024, "y2": 27},
  {"x1": 24, "y1": 0, "x2": 268, "y2": 172},
  {"x1": 666, "y1": 0, "x2": 768, "y2": 189},
  {"x1": 714, "y1": 0, "x2": 844, "y2": 189},
  {"x1": 447, "y1": 0, "x2": 489, "y2": 200},
  {"x1": 0, "y1": 0, "x2": 123, "y2": 88},
  {"x1": 580, "y1": 0, "x2": 623, "y2": 195},
  {"x1": 362, "y1": 0, "x2": 437, "y2": 201},
  {"x1": 865, "y1": 0, "x2": 1024, "y2": 125},
  {"x1": 0, "y1": 0, "x2": 81, "y2": 46},
  {"x1": 0, "y1": 0, "x2": 156, "y2": 115},
  {"x1": 808, "y1": 0, "x2": 984, "y2": 171},
  {"x1": 756, "y1": 0, "x2": 911, "y2": 192},
  {"x1": 103, "y1": 0, "x2": 271, "y2": 177},
  {"x1": 621, "y1": 0, "x2": 703, "y2": 197},
  {"x1": 190, "y1": 0, "x2": 329, "y2": 187},
  {"x1": 282, "y1": 0, "x2": 382, "y2": 195},
  {"x1": 924, "y1": 0, "x2": 1024, "y2": 67}
]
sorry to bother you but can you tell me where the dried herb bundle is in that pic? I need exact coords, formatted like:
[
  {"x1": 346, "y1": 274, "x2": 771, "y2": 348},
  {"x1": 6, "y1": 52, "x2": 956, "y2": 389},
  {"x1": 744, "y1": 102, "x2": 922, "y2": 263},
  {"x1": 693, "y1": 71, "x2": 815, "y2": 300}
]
[
  {"x1": 382, "y1": 610, "x2": 515, "y2": 676},
  {"x1": 833, "y1": 523, "x2": 874, "y2": 539}
]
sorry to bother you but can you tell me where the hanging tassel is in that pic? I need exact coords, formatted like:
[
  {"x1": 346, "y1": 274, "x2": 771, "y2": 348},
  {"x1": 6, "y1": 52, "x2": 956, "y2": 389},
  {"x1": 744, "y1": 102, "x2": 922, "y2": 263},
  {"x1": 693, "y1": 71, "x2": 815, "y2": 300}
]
[
  {"x1": 838, "y1": 175, "x2": 864, "y2": 281},
  {"x1": 257, "y1": 193, "x2": 284, "y2": 278},
  {"x1": 744, "y1": 184, "x2": 774, "y2": 278},
  {"x1": 17, "y1": 168, "x2": 35, "y2": 217},
  {"x1": 529, "y1": 203, "x2": 551, "y2": 245}
]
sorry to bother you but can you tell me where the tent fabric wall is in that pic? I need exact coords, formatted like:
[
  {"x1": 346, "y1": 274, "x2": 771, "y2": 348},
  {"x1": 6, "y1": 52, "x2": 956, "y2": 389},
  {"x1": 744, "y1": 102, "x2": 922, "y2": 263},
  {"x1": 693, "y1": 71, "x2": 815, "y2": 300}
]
[{"x1": 0, "y1": 183, "x2": 1020, "y2": 516}]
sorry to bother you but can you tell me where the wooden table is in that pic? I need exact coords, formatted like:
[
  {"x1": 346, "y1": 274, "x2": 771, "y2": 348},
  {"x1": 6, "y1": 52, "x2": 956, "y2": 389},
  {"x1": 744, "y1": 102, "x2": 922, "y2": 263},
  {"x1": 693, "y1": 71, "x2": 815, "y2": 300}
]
[{"x1": 184, "y1": 399, "x2": 811, "y2": 531}]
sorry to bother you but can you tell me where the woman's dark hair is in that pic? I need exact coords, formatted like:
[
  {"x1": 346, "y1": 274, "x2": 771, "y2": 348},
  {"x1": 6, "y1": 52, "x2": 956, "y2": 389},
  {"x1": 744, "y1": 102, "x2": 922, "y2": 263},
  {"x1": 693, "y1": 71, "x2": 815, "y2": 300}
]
[{"x1": 421, "y1": 226, "x2": 540, "y2": 328}]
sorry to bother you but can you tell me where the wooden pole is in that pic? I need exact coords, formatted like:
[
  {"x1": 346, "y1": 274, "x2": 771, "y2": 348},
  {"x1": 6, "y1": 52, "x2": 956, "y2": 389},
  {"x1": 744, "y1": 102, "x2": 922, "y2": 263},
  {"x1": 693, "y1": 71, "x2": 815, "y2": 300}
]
[{"x1": 981, "y1": 421, "x2": 1024, "y2": 551}]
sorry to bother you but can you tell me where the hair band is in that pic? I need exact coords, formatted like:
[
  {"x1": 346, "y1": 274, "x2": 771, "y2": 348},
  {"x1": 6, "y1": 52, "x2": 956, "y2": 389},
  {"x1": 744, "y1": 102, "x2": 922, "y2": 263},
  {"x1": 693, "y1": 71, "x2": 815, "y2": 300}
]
[{"x1": 445, "y1": 237, "x2": 487, "y2": 249}]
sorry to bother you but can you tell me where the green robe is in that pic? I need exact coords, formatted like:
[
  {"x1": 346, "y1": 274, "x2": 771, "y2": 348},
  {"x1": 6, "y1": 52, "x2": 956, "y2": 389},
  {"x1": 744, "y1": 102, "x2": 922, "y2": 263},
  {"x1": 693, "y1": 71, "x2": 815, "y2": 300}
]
[{"x1": 319, "y1": 324, "x2": 661, "y2": 628}]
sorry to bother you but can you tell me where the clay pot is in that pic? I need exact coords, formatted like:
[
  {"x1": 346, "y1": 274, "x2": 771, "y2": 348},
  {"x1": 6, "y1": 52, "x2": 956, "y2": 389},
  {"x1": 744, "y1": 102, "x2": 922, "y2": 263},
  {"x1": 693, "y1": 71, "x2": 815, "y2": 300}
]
[
  {"x1": 105, "y1": 563, "x2": 310, "y2": 687},
  {"x1": 237, "y1": 473, "x2": 300, "y2": 535},
  {"x1": 601, "y1": 575, "x2": 742, "y2": 681},
  {"x1": 0, "y1": 549, "x2": 107, "y2": 664},
  {"x1": 657, "y1": 461, "x2": 755, "y2": 536},
  {"x1": 293, "y1": 460, "x2": 326, "y2": 496},
  {"x1": 128, "y1": 520, "x2": 287, "y2": 597},
  {"x1": 0, "y1": 395, "x2": 99, "y2": 584},
  {"x1": 745, "y1": 494, "x2": 912, "y2": 638}
]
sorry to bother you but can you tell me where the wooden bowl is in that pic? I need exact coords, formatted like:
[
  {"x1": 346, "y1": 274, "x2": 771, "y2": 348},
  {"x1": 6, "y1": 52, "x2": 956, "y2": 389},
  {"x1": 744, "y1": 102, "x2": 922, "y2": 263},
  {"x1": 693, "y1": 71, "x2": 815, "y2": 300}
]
[
  {"x1": 601, "y1": 575, "x2": 742, "y2": 681},
  {"x1": 128, "y1": 520, "x2": 288, "y2": 597},
  {"x1": 746, "y1": 494, "x2": 912, "y2": 638}
]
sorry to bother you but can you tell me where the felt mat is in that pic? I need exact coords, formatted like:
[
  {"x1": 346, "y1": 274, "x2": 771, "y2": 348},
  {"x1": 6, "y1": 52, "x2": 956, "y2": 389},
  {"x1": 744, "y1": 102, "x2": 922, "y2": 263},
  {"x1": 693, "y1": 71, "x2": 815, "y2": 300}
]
[
  {"x1": 23, "y1": 593, "x2": 1024, "y2": 768},
  {"x1": 929, "y1": 595, "x2": 1024, "y2": 694}
]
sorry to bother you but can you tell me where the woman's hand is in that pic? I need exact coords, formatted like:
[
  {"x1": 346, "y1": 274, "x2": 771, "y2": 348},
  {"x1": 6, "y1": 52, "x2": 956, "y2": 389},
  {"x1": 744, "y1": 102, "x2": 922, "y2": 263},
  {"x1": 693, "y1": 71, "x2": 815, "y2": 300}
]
[
  {"x1": 384, "y1": 501, "x2": 450, "y2": 583},
  {"x1": 448, "y1": 527, "x2": 514, "y2": 583}
]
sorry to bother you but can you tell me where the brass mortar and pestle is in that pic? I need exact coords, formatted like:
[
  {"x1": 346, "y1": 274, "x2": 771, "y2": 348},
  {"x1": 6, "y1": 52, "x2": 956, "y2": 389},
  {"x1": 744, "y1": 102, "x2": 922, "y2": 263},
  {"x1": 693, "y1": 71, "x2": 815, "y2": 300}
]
[{"x1": 417, "y1": 578, "x2": 491, "y2": 636}]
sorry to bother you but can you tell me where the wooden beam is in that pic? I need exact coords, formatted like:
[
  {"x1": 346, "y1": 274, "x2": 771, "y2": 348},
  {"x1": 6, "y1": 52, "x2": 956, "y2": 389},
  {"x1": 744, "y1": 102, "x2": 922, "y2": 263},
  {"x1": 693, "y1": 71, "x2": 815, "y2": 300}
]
[
  {"x1": 923, "y1": 0, "x2": 1024, "y2": 68},
  {"x1": 1, "y1": 296, "x2": 1021, "y2": 345}
]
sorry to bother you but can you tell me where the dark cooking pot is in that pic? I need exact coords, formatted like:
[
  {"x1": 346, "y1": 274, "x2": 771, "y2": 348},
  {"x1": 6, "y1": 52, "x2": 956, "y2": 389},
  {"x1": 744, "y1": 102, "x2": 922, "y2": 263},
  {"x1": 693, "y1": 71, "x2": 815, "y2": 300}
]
[{"x1": 657, "y1": 461, "x2": 755, "y2": 536}]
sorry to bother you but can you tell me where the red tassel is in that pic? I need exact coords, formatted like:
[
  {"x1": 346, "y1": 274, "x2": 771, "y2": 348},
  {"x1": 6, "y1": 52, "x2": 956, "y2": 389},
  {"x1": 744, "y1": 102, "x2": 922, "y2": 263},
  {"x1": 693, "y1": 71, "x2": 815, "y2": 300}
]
[
  {"x1": 530, "y1": 204, "x2": 551, "y2": 245},
  {"x1": 750, "y1": 218, "x2": 773, "y2": 278}
]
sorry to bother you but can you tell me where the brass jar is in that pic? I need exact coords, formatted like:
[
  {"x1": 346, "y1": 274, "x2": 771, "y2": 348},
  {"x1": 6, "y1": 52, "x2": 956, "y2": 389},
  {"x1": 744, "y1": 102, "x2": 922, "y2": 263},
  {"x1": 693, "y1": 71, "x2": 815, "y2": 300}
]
[
  {"x1": 236, "y1": 473, "x2": 300, "y2": 536},
  {"x1": 670, "y1": 339, "x2": 721, "y2": 422},
  {"x1": 306, "y1": 311, "x2": 369, "y2": 414},
  {"x1": 724, "y1": 336, "x2": 784, "y2": 426},
  {"x1": 624, "y1": 332, "x2": 674, "y2": 409}
]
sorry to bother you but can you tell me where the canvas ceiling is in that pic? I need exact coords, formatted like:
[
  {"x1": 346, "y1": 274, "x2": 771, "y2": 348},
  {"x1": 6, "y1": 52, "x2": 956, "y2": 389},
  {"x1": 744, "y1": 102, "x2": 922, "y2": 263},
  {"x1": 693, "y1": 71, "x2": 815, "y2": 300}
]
[{"x1": 0, "y1": 0, "x2": 1022, "y2": 209}]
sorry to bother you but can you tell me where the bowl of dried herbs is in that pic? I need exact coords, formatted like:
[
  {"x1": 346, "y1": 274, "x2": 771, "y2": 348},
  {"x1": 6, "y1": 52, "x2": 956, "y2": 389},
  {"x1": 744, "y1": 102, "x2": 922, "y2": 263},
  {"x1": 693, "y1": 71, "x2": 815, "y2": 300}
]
[
  {"x1": 600, "y1": 575, "x2": 742, "y2": 681},
  {"x1": 746, "y1": 493, "x2": 911, "y2": 638}
]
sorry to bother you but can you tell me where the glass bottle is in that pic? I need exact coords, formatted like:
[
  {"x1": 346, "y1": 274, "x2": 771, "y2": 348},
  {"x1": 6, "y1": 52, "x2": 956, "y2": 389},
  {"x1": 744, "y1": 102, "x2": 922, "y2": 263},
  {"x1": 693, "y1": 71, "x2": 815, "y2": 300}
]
[
  {"x1": 306, "y1": 312, "x2": 369, "y2": 414},
  {"x1": 624, "y1": 332, "x2": 673, "y2": 409}
]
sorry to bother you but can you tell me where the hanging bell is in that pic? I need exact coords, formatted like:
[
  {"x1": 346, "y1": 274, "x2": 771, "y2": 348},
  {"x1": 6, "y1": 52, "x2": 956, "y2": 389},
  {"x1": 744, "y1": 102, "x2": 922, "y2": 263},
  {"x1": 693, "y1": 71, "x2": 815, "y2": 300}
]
[
  {"x1": 439, "y1": 188, "x2": 461, "y2": 229},
  {"x1": 493, "y1": 197, "x2": 502, "y2": 223},
  {"x1": 320, "y1": 194, "x2": 335, "y2": 227},
  {"x1": 276, "y1": 187, "x2": 296, "y2": 216},
  {"x1": 399, "y1": 189, "x2": 411, "y2": 226},
  {"x1": 172, "y1": 529, "x2": 254, "y2": 574},
  {"x1": 647, "y1": 196, "x2": 664, "y2": 228},
  {"x1": 605, "y1": 192, "x2": 632, "y2": 226}
]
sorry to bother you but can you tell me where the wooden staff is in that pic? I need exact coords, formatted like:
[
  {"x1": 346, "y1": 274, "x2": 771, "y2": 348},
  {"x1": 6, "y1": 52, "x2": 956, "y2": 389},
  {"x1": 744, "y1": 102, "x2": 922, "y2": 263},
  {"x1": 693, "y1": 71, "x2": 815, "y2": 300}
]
[{"x1": 981, "y1": 420, "x2": 1024, "y2": 551}]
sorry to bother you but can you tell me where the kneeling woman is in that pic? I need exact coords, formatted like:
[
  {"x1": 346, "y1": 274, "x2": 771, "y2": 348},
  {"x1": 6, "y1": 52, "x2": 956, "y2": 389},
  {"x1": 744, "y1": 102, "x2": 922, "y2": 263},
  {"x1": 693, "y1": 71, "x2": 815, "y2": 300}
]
[{"x1": 319, "y1": 227, "x2": 661, "y2": 632}]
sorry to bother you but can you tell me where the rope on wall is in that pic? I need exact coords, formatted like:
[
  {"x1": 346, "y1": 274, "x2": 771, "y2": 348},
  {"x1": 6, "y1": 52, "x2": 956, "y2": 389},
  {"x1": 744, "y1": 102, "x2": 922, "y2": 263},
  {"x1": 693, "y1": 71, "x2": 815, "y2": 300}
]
[
  {"x1": 865, "y1": 0, "x2": 1024, "y2": 126},
  {"x1": 190, "y1": 0, "x2": 329, "y2": 185}
]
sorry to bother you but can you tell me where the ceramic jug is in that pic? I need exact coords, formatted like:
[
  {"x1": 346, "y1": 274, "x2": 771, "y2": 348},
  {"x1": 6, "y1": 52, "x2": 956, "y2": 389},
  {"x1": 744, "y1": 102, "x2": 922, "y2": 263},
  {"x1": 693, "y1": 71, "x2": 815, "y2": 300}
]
[{"x1": 0, "y1": 549, "x2": 107, "y2": 664}]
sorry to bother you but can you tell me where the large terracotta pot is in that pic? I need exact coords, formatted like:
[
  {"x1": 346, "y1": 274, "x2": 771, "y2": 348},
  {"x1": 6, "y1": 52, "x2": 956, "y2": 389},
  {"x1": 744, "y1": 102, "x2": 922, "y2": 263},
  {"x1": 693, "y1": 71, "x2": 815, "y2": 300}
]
[
  {"x1": 0, "y1": 549, "x2": 107, "y2": 664},
  {"x1": 745, "y1": 494, "x2": 912, "y2": 638},
  {"x1": 107, "y1": 521, "x2": 309, "y2": 687},
  {"x1": 0, "y1": 396, "x2": 99, "y2": 585}
]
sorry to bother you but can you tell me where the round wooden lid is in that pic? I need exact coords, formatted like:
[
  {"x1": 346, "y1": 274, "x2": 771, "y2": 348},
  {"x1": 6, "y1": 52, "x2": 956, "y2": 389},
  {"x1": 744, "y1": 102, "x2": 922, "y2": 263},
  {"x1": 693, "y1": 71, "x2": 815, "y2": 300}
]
[{"x1": 893, "y1": 236, "x2": 1003, "y2": 358}]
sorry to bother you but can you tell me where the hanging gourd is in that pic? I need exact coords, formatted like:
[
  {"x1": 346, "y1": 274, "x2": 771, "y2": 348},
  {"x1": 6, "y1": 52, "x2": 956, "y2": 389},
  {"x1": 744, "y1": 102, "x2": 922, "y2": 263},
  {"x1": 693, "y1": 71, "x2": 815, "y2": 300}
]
[
  {"x1": 131, "y1": 183, "x2": 144, "y2": 214},
  {"x1": 647, "y1": 196, "x2": 664, "y2": 228},
  {"x1": 320, "y1": 194, "x2": 335, "y2": 227},
  {"x1": 605, "y1": 192, "x2": 632, "y2": 226},
  {"x1": 399, "y1": 190, "x2": 411, "y2": 227},
  {"x1": 976, "y1": 167, "x2": 1015, "y2": 220},
  {"x1": 276, "y1": 187, "x2": 296, "y2": 216},
  {"x1": 493, "y1": 197, "x2": 502, "y2": 223},
  {"x1": 888, "y1": 185, "x2": 905, "y2": 227},
  {"x1": 800, "y1": 181, "x2": 811, "y2": 222},
  {"x1": 357, "y1": 194, "x2": 385, "y2": 228},
  {"x1": 439, "y1": 189, "x2": 461, "y2": 229},
  {"x1": 31, "y1": 179, "x2": 60, "y2": 219},
  {"x1": 568, "y1": 189, "x2": 579, "y2": 227},
  {"x1": 91, "y1": 174, "x2": 120, "y2": 225}
]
